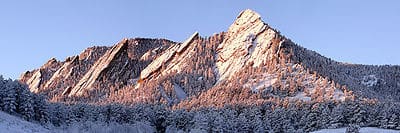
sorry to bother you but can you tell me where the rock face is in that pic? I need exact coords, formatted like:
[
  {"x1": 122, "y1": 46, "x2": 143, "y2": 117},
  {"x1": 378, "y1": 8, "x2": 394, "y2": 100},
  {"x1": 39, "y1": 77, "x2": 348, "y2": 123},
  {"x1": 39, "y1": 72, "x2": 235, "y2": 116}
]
[
  {"x1": 139, "y1": 32, "x2": 199, "y2": 81},
  {"x1": 216, "y1": 9, "x2": 281, "y2": 81},
  {"x1": 25, "y1": 70, "x2": 42, "y2": 93},
  {"x1": 69, "y1": 39, "x2": 128, "y2": 97},
  {"x1": 20, "y1": 38, "x2": 175, "y2": 100},
  {"x1": 20, "y1": 9, "x2": 400, "y2": 105},
  {"x1": 20, "y1": 57, "x2": 63, "y2": 93}
]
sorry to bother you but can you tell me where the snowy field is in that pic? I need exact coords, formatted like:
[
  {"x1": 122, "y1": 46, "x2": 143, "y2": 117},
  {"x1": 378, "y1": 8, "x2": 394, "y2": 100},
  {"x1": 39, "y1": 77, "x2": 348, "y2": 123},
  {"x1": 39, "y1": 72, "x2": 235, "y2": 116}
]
[
  {"x1": 0, "y1": 111, "x2": 49, "y2": 133},
  {"x1": 313, "y1": 127, "x2": 400, "y2": 133},
  {"x1": 2, "y1": 110, "x2": 399, "y2": 133},
  {"x1": 0, "y1": 111, "x2": 154, "y2": 133}
]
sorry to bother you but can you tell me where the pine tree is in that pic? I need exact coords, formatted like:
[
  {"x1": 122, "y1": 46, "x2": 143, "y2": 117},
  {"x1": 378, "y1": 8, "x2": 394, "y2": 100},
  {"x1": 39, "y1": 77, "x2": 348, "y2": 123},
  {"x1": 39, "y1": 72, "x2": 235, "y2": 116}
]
[
  {"x1": 15, "y1": 82, "x2": 34, "y2": 121},
  {"x1": 0, "y1": 76, "x2": 6, "y2": 110},
  {"x1": 33, "y1": 94, "x2": 49, "y2": 123},
  {"x1": 346, "y1": 124, "x2": 360, "y2": 133},
  {"x1": 3, "y1": 79, "x2": 17, "y2": 114},
  {"x1": 387, "y1": 114, "x2": 398, "y2": 129},
  {"x1": 191, "y1": 112, "x2": 209, "y2": 132},
  {"x1": 237, "y1": 112, "x2": 252, "y2": 132}
]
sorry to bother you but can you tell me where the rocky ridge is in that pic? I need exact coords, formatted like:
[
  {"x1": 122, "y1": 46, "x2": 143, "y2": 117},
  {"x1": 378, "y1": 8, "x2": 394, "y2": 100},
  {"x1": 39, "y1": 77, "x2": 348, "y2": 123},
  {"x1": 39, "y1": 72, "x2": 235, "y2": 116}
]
[{"x1": 20, "y1": 9, "x2": 400, "y2": 106}]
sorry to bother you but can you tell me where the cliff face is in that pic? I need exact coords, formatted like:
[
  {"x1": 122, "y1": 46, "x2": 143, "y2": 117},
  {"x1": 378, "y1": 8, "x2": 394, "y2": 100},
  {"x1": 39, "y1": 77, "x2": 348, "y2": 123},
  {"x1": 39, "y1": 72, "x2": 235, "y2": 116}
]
[
  {"x1": 216, "y1": 9, "x2": 281, "y2": 81},
  {"x1": 20, "y1": 9, "x2": 400, "y2": 106},
  {"x1": 20, "y1": 38, "x2": 175, "y2": 101}
]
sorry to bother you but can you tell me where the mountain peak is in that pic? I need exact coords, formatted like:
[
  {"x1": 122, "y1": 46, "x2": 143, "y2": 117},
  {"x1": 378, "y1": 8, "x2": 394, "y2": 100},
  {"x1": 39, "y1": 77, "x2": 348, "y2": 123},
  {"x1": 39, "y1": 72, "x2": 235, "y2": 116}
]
[
  {"x1": 216, "y1": 9, "x2": 276, "y2": 81},
  {"x1": 237, "y1": 9, "x2": 261, "y2": 20},
  {"x1": 229, "y1": 9, "x2": 264, "y2": 33}
]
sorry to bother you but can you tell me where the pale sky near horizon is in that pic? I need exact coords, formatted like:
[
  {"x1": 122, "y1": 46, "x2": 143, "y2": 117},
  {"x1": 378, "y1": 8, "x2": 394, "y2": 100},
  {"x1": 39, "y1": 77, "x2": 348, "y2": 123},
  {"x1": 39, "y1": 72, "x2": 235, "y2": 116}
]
[{"x1": 0, "y1": 1, "x2": 399, "y2": 79}]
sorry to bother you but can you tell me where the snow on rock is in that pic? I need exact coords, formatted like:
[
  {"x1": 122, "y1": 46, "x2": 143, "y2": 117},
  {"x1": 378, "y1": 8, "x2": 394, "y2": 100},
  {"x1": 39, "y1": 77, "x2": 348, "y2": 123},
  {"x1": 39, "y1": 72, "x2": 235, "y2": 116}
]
[
  {"x1": 69, "y1": 39, "x2": 128, "y2": 97},
  {"x1": 243, "y1": 74, "x2": 277, "y2": 93},
  {"x1": 26, "y1": 70, "x2": 42, "y2": 93},
  {"x1": 139, "y1": 44, "x2": 179, "y2": 80},
  {"x1": 361, "y1": 75, "x2": 379, "y2": 87},
  {"x1": 0, "y1": 111, "x2": 49, "y2": 133},
  {"x1": 177, "y1": 31, "x2": 198, "y2": 53},
  {"x1": 43, "y1": 56, "x2": 78, "y2": 90},
  {"x1": 140, "y1": 50, "x2": 152, "y2": 61},
  {"x1": 216, "y1": 9, "x2": 281, "y2": 81},
  {"x1": 139, "y1": 32, "x2": 199, "y2": 81},
  {"x1": 292, "y1": 92, "x2": 312, "y2": 101}
]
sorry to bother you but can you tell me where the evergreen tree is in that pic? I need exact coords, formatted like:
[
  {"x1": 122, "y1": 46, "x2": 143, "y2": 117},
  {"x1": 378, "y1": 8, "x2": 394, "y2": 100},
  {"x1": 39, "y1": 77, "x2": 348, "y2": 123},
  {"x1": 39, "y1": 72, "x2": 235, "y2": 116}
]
[
  {"x1": 190, "y1": 112, "x2": 209, "y2": 132},
  {"x1": 15, "y1": 82, "x2": 34, "y2": 121},
  {"x1": 3, "y1": 79, "x2": 17, "y2": 114}
]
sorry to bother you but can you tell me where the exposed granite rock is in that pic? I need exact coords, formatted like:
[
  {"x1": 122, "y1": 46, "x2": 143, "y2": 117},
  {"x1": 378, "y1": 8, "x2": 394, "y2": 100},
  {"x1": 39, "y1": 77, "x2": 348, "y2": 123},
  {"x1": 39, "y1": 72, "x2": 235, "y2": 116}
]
[
  {"x1": 69, "y1": 39, "x2": 128, "y2": 97},
  {"x1": 25, "y1": 70, "x2": 42, "y2": 93},
  {"x1": 216, "y1": 9, "x2": 281, "y2": 81},
  {"x1": 139, "y1": 32, "x2": 198, "y2": 81},
  {"x1": 20, "y1": 57, "x2": 63, "y2": 93}
]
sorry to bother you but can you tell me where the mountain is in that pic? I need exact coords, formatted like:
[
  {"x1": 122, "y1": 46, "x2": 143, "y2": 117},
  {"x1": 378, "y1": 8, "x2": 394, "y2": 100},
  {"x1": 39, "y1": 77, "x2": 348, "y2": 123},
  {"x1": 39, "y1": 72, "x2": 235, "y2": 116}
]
[
  {"x1": 6, "y1": 9, "x2": 400, "y2": 132},
  {"x1": 20, "y1": 10, "x2": 400, "y2": 107}
]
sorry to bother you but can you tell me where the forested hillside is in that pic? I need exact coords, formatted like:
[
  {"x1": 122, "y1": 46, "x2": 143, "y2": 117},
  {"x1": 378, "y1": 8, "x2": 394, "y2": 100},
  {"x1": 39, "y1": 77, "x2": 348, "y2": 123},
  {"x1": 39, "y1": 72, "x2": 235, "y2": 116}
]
[{"x1": 4, "y1": 9, "x2": 399, "y2": 132}]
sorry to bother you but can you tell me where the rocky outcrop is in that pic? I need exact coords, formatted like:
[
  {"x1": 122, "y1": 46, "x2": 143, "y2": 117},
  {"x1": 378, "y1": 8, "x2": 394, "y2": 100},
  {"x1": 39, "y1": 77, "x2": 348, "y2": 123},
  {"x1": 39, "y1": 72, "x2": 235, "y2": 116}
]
[
  {"x1": 19, "y1": 9, "x2": 400, "y2": 105},
  {"x1": 20, "y1": 57, "x2": 63, "y2": 93},
  {"x1": 43, "y1": 56, "x2": 79, "y2": 90},
  {"x1": 216, "y1": 9, "x2": 282, "y2": 81},
  {"x1": 25, "y1": 70, "x2": 42, "y2": 93},
  {"x1": 139, "y1": 32, "x2": 199, "y2": 81},
  {"x1": 20, "y1": 38, "x2": 175, "y2": 100},
  {"x1": 69, "y1": 39, "x2": 128, "y2": 97}
]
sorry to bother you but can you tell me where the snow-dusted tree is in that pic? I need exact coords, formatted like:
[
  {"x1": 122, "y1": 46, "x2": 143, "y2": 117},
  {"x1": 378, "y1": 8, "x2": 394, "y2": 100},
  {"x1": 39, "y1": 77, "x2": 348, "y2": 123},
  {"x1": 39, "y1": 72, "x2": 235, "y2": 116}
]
[
  {"x1": 303, "y1": 109, "x2": 320, "y2": 132},
  {"x1": 2, "y1": 79, "x2": 17, "y2": 115},
  {"x1": 0, "y1": 76, "x2": 6, "y2": 110},
  {"x1": 153, "y1": 105, "x2": 168, "y2": 132},
  {"x1": 329, "y1": 104, "x2": 345, "y2": 128},
  {"x1": 48, "y1": 103, "x2": 68, "y2": 126},
  {"x1": 190, "y1": 112, "x2": 209, "y2": 132},
  {"x1": 209, "y1": 110, "x2": 225, "y2": 132},
  {"x1": 248, "y1": 107, "x2": 265, "y2": 133},
  {"x1": 387, "y1": 114, "x2": 398, "y2": 129},
  {"x1": 237, "y1": 112, "x2": 252, "y2": 132},
  {"x1": 32, "y1": 94, "x2": 49, "y2": 123},
  {"x1": 166, "y1": 109, "x2": 192, "y2": 131},
  {"x1": 346, "y1": 124, "x2": 360, "y2": 133},
  {"x1": 349, "y1": 103, "x2": 366, "y2": 126},
  {"x1": 15, "y1": 82, "x2": 34, "y2": 121}
]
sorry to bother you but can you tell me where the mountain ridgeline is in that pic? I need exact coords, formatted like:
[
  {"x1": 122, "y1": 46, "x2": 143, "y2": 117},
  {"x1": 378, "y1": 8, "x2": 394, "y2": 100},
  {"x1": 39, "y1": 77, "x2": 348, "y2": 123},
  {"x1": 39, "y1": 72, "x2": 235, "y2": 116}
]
[
  {"x1": 20, "y1": 9, "x2": 400, "y2": 108},
  {"x1": 2, "y1": 9, "x2": 398, "y2": 132}
]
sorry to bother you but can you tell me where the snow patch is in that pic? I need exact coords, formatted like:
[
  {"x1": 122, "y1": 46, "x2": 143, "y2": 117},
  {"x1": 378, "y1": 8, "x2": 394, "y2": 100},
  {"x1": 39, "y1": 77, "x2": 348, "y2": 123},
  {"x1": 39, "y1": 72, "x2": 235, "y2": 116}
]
[
  {"x1": 174, "y1": 83, "x2": 187, "y2": 101},
  {"x1": 292, "y1": 92, "x2": 311, "y2": 101},
  {"x1": 140, "y1": 32, "x2": 198, "y2": 80},
  {"x1": 0, "y1": 111, "x2": 49, "y2": 133},
  {"x1": 361, "y1": 75, "x2": 378, "y2": 87},
  {"x1": 243, "y1": 74, "x2": 277, "y2": 93},
  {"x1": 26, "y1": 70, "x2": 42, "y2": 93},
  {"x1": 312, "y1": 127, "x2": 400, "y2": 133},
  {"x1": 216, "y1": 9, "x2": 278, "y2": 81}
]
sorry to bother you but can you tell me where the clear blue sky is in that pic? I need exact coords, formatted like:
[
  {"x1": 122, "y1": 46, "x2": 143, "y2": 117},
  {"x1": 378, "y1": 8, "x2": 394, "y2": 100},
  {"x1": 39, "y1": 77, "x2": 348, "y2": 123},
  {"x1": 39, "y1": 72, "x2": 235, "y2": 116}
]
[{"x1": 1, "y1": 1, "x2": 399, "y2": 79}]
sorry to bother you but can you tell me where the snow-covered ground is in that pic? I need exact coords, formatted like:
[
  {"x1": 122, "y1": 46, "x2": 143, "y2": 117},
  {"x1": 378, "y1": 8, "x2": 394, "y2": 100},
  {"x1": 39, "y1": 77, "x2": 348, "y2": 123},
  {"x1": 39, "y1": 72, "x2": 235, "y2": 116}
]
[
  {"x1": 313, "y1": 127, "x2": 400, "y2": 133},
  {"x1": 0, "y1": 111, "x2": 155, "y2": 133},
  {"x1": 0, "y1": 111, "x2": 49, "y2": 133},
  {"x1": 361, "y1": 75, "x2": 379, "y2": 87},
  {"x1": 243, "y1": 73, "x2": 277, "y2": 93}
]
